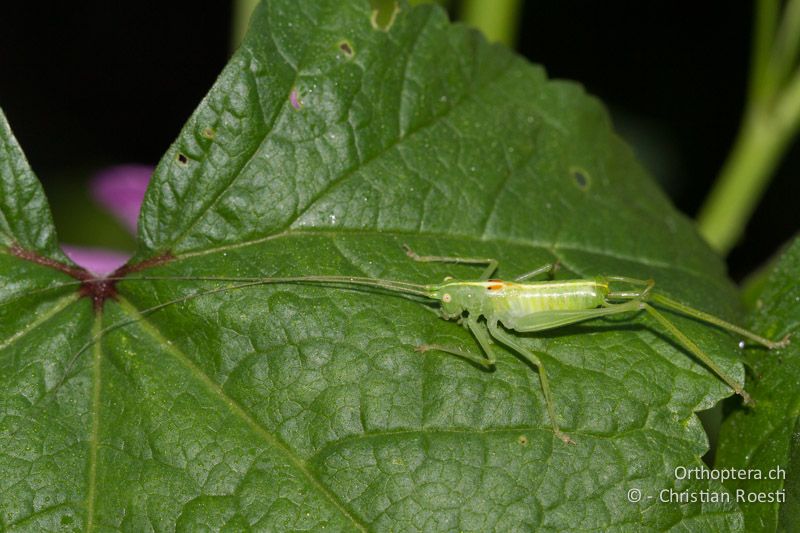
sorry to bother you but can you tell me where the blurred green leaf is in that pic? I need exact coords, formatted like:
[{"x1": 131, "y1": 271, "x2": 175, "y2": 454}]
[
  {"x1": 0, "y1": 1, "x2": 767, "y2": 529},
  {"x1": 716, "y1": 237, "x2": 800, "y2": 532}
]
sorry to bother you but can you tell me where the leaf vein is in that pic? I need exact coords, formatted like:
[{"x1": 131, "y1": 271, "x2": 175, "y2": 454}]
[
  {"x1": 0, "y1": 292, "x2": 80, "y2": 353},
  {"x1": 163, "y1": 228, "x2": 724, "y2": 292},
  {"x1": 114, "y1": 295, "x2": 370, "y2": 532},
  {"x1": 285, "y1": 55, "x2": 520, "y2": 232},
  {"x1": 85, "y1": 315, "x2": 103, "y2": 532},
  {"x1": 165, "y1": 50, "x2": 297, "y2": 251}
]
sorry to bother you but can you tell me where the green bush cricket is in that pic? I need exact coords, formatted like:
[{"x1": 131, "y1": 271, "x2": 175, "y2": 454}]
[{"x1": 52, "y1": 244, "x2": 789, "y2": 446}]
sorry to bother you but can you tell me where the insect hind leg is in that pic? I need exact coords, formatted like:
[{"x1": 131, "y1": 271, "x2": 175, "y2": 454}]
[
  {"x1": 606, "y1": 276, "x2": 655, "y2": 300},
  {"x1": 641, "y1": 303, "x2": 752, "y2": 405}
]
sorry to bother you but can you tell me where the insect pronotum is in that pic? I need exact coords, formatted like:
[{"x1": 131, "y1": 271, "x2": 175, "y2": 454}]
[{"x1": 46, "y1": 245, "x2": 791, "y2": 445}]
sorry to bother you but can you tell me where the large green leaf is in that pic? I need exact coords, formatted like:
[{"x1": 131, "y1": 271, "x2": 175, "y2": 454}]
[
  {"x1": 0, "y1": 1, "x2": 767, "y2": 530},
  {"x1": 716, "y1": 237, "x2": 799, "y2": 532}
]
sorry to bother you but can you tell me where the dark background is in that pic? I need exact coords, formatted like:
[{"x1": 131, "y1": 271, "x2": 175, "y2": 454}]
[{"x1": 0, "y1": 1, "x2": 796, "y2": 280}]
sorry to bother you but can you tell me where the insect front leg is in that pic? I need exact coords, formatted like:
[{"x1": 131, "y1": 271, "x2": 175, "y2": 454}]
[
  {"x1": 486, "y1": 321, "x2": 575, "y2": 445},
  {"x1": 403, "y1": 244, "x2": 498, "y2": 280},
  {"x1": 415, "y1": 316, "x2": 497, "y2": 369}
]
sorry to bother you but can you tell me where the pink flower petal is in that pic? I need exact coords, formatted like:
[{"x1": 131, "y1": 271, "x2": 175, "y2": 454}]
[
  {"x1": 290, "y1": 88, "x2": 301, "y2": 110},
  {"x1": 90, "y1": 164, "x2": 153, "y2": 234},
  {"x1": 62, "y1": 245, "x2": 131, "y2": 276}
]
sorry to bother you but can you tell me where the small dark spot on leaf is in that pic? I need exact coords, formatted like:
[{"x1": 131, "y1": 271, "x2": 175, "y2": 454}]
[
  {"x1": 60, "y1": 515, "x2": 74, "y2": 525},
  {"x1": 518, "y1": 435, "x2": 528, "y2": 446},
  {"x1": 369, "y1": 0, "x2": 399, "y2": 31},
  {"x1": 338, "y1": 40, "x2": 354, "y2": 58},
  {"x1": 570, "y1": 166, "x2": 591, "y2": 190},
  {"x1": 177, "y1": 153, "x2": 189, "y2": 166},
  {"x1": 290, "y1": 88, "x2": 301, "y2": 110},
  {"x1": 201, "y1": 127, "x2": 216, "y2": 139}
]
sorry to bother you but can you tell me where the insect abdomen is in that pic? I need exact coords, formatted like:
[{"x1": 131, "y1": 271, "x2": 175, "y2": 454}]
[{"x1": 490, "y1": 280, "x2": 607, "y2": 315}]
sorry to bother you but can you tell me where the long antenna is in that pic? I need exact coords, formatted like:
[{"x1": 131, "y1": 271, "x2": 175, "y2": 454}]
[
  {"x1": 102, "y1": 274, "x2": 434, "y2": 299},
  {"x1": 6, "y1": 272, "x2": 435, "y2": 436}
]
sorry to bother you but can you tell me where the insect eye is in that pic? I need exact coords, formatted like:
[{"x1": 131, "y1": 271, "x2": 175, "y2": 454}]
[{"x1": 442, "y1": 293, "x2": 452, "y2": 303}]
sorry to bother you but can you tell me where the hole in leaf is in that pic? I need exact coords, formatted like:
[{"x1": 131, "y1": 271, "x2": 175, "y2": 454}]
[
  {"x1": 338, "y1": 39, "x2": 354, "y2": 58},
  {"x1": 176, "y1": 153, "x2": 189, "y2": 166},
  {"x1": 570, "y1": 166, "x2": 591, "y2": 190},
  {"x1": 369, "y1": 0, "x2": 399, "y2": 31}
]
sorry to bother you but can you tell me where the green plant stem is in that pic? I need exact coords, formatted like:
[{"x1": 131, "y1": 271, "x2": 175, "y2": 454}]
[
  {"x1": 460, "y1": 0, "x2": 521, "y2": 47},
  {"x1": 771, "y1": 0, "x2": 800, "y2": 90},
  {"x1": 750, "y1": 0, "x2": 779, "y2": 102},
  {"x1": 697, "y1": 113, "x2": 780, "y2": 253},
  {"x1": 697, "y1": 0, "x2": 800, "y2": 254},
  {"x1": 410, "y1": 0, "x2": 451, "y2": 6}
]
